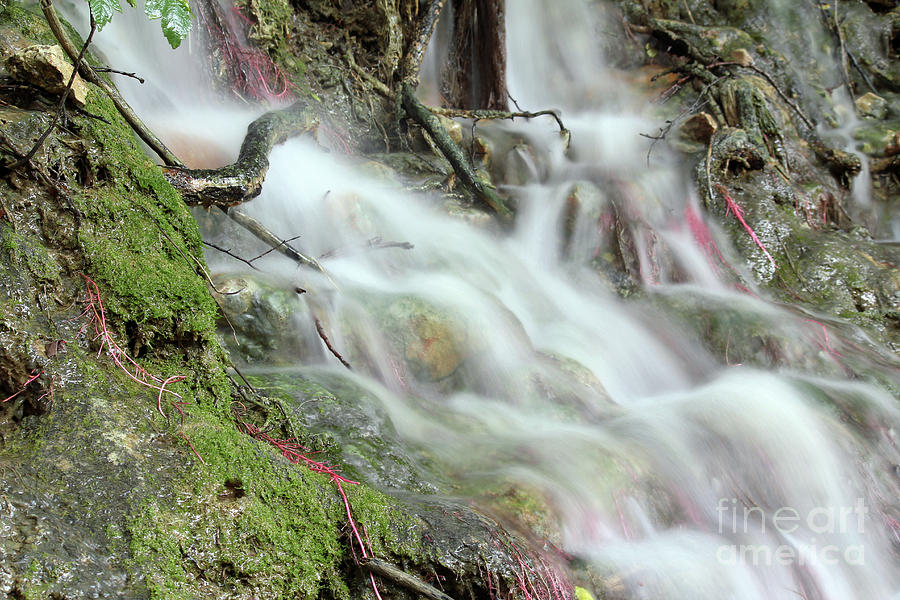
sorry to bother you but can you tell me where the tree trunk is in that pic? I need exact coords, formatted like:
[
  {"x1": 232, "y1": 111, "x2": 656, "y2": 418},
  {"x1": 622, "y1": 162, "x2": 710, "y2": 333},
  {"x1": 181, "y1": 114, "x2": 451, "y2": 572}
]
[{"x1": 441, "y1": 0, "x2": 508, "y2": 109}]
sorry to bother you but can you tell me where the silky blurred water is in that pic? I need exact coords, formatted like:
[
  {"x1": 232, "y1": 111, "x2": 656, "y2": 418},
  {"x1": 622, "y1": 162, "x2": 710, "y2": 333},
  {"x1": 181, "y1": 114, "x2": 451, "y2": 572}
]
[{"x1": 70, "y1": 0, "x2": 900, "y2": 597}]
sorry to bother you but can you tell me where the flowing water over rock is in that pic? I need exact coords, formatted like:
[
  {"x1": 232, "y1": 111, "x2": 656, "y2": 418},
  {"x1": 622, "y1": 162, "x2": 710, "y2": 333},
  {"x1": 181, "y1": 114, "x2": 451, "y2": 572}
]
[{"x1": 75, "y1": 1, "x2": 900, "y2": 598}]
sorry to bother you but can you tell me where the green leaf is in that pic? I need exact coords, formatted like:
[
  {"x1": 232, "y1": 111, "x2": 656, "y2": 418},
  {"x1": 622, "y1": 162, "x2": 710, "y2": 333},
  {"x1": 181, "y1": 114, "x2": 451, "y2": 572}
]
[
  {"x1": 144, "y1": 0, "x2": 193, "y2": 49},
  {"x1": 88, "y1": 0, "x2": 123, "y2": 30}
]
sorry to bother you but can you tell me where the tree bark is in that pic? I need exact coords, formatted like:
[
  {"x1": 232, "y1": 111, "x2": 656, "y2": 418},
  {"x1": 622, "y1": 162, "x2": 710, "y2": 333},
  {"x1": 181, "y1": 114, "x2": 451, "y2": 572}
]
[{"x1": 441, "y1": 0, "x2": 507, "y2": 110}]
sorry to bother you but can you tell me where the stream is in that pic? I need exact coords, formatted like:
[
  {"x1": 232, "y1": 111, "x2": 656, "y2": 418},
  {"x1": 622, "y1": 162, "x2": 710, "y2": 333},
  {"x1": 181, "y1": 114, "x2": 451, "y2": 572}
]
[{"x1": 67, "y1": 0, "x2": 900, "y2": 598}]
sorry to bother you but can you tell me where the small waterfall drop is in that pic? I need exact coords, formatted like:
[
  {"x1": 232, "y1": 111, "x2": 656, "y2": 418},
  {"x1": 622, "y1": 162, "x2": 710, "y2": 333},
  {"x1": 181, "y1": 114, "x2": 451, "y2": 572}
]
[{"x1": 74, "y1": 1, "x2": 900, "y2": 598}]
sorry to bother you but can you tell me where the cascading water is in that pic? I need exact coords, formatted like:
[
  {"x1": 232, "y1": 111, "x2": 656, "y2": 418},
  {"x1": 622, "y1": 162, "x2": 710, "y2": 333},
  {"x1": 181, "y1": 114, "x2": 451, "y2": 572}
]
[{"x1": 71, "y1": 0, "x2": 899, "y2": 598}]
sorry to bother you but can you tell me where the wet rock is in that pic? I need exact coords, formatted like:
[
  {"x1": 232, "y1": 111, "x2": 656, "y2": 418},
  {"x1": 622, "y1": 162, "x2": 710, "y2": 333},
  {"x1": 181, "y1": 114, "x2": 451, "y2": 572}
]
[
  {"x1": 339, "y1": 292, "x2": 532, "y2": 390},
  {"x1": 650, "y1": 19, "x2": 757, "y2": 60},
  {"x1": 5, "y1": 44, "x2": 88, "y2": 107},
  {"x1": 852, "y1": 121, "x2": 900, "y2": 155},
  {"x1": 856, "y1": 92, "x2": 888, "y2": 119},
  {"x1": 562, "y1": 180, "x2": 606, "y2": 260},
  {"x1": 862, "y1": 0, "x2": 897, "y2": 10},
  {"x1": 708, "y1": 126, "x2": 766, "y2": 173},
  {"x1": 254, "y1": 370, "x2": 575, "y2": 599},
  {"x1": 503, "y1": 142, "x2": 542, "y2": 185},
  {"x1": 678, "y1": 111, "x2": 718, "y2": 145},
  {"x1": 325, "y1": 190, "x2": 376, "y2": 236},
  {"x1": 211, "y1": 274, "x2": 312, "y2": 363},
  {"x1": 729, "y1": 47, "x2": 754, "y2": 67},
  {"x1": 713, "y1": 0, "x2": 756, "y2": 22},
  {"x1": 887, "y1": 129, "x2": 900, "y2": 156},
  {"x1": 717, "y1": 77, "x2": 783, "y2": 162},
  {"x1": 473, "y1": 134, "x2": 492, "y2": 170},
  {"x1": 529, "y1": 352, "x2": 617, "y2": 421},
  {"x1": 841, "y1": 2, "x2": 900, "y2": 91},
  {"x1": 379, "y1": 295, "x2": 478, "y2": 381},
  {"x1": 436, "y1": 114, "x2": 463, "y2": 146},
  {"x1": 357, "y1": 159, "x2": 400, "y2": 182},
  {"x1": 443, "y1": 196, "x2": 494, "y2": 228}
]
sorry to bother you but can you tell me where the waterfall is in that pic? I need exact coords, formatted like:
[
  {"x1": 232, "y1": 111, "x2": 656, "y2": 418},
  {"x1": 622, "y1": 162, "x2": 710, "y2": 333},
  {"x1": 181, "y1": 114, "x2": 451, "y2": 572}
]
[{"x1": 71, "y1": 0, "x2": 900, "y2": 598}]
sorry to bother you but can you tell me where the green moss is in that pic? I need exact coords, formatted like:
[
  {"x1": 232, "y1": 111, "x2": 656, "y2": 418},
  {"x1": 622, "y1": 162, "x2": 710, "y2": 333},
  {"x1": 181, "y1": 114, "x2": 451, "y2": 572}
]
[
  {"x1": 126, "y1": 403, "x2": 423, "y2": 599},
  {"x1": 852, "y1": 121, "x2": 900, "y2": 156},
  {"x1": 1, "y1": 228, "x2": 62, "y2": 282},
  {"x1": 70, "y1": 89, "x2": 219, "y2": 340},
  {"x1": 0, "y1": 1, "x2": 58, "y2": 45}
]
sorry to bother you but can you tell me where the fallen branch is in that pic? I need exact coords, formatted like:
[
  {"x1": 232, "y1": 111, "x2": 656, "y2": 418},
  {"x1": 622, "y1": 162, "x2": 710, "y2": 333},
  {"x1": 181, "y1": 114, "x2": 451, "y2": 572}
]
[
  {"x1": 94, "y1": 66, "x2": 145, "y2": 83},
  {"x1": 163, "y1": 102, "x2": 318, "y2": 207},
  {"x1": 361, "y1": 557, "x2": 457, "y2": 600},
  {"x1": 426, "y1": 105, "x2": 567, "y2": 136},
  {"x1": 225, "y1": 208, "x2": 325, "y2": 273},
  {"x1": 870, "y1": 155, "x2": 899, "y2": 174},
  {"x1": 400, "y1": 83, "x2": 512, "y2": 221}
]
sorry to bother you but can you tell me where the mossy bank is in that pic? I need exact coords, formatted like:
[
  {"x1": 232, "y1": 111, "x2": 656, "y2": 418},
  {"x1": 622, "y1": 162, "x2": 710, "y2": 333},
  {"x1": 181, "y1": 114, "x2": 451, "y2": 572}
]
[{"x1": 0, "y1": 3, "x2": 564, "y2": 598}]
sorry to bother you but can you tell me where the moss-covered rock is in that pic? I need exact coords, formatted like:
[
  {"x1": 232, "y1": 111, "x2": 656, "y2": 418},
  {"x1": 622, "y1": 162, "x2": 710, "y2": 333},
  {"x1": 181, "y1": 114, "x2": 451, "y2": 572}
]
[{"x1": 0, "y1": 6, "x2": 573, "y2": 599}]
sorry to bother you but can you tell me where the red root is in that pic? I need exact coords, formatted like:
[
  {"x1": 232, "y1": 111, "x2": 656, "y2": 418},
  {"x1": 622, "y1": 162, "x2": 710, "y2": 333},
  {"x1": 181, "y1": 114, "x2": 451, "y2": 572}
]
[
  {"x1": 714, "y1": 184, "x2": 777, "y2": 269},
  {"x1": 234, "y1": 411, "x2": 383, "y2": 596},
  {"x1": 195, "y1": 1, "x2": 296, "y2": 103},
  {"x1": 2, "y1": 369, "x2": 43, "y2": 403},
  {"x1": 683, "y1": 204, "x2": 737, "y2": 276},
  {"x1": 489, "y1": 531, "x2": 572, "y2": 600},
  {"x1": 80, "y1": 275, "x2": 202, "y2": 460}
]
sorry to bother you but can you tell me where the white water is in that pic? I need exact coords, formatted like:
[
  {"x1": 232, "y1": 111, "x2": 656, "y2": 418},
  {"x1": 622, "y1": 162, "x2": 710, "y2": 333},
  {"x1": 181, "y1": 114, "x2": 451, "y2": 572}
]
[{"x1": 71, "y1": 1, "x2": 900, "y2": 598}]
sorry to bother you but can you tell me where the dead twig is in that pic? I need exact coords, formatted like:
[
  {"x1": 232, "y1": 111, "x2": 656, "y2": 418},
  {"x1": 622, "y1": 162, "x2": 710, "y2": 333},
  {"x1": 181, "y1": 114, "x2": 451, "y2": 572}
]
[
  {"x1": 203, "y1": 240, "x2": 262, "y2": 271},
  {"x1": 247, "y1": 235, "x2": 304, "y2": 263},
  {"x1": 425, "y1": 105, "x2": 568, "y2": 136},
  {"x1": 361, "y1": 558, "x2": 457, "y2": 600},
  {"x1": 94, "y1": 67, "x2": 145, "y2": 83},
  {"x1": 641, "y1": 74, "x2": 723, "y2": 164},
  {"x1": 313, "y1": 317, "x2": 352, "y2": 370},
  {"x1": 226, "y1": 208, "x2": 326, "y2": 273},
  {"x1": 40, "y1": 0, "x2": 184, "y2": 166}
]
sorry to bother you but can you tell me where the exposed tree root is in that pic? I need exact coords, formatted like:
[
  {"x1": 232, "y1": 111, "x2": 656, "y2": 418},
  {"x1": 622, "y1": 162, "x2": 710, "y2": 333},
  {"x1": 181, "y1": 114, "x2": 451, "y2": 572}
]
[
  {"x1": 163, "y1": 102, "x2": 319, "y2": 207},
  {"x1": 401, "y1": 0, "x2": 447, "y2": 82},
  {"x1": 871, "y1": 155, "x2": 900, "y2": 174},
  {"x1": 809, "y1": 139, "x2": 863, "y2": 182},
  {"x1": 630, "y1": 12, "x2": 864, "y2": 188}
]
